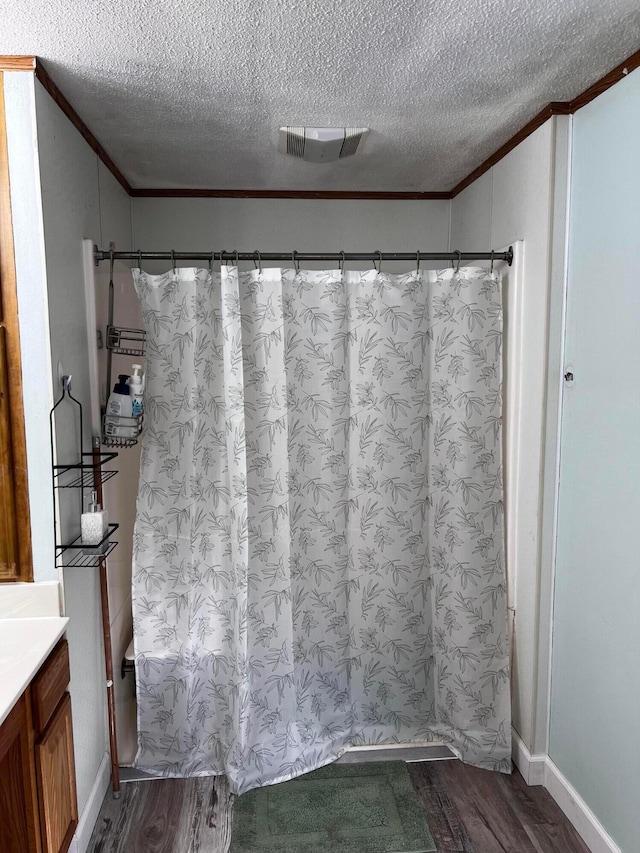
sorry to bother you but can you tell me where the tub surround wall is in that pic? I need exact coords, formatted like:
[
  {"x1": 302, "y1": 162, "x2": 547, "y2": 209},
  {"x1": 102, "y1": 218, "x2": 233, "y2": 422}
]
[
  {"x1": 450, "y1": 115, "x2": 571, "y2": 756},
  {"x1": 131, "y1": 197, "x2": 450, "y2": 275}
]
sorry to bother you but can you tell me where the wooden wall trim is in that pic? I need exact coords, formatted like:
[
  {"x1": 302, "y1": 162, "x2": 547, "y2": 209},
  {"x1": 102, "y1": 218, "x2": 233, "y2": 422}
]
[
  {"x1": 130, "y1": 188, "x2": 451, "y2": 200},
  {"x1": 451, "y1": 48, "x2": 640, "y2": 197},
  {"x1": 450, "y1": 103, "x2": 568, "y2": 197},
  {"x1": 33, "y1": 59, "x2": 132, "y2": 195},
  {"x1": 3, "y1": 48, "x2": 640, "y2": 200},
  {"x1": 0, "y1": 56, "x2": 36, "y2": 72},
  {"x1": 567, "y1": 46, "x2": 640, "y2": 111},
  {"x1": 0, "y1": 71, "x2": 34, "y2": 582}
]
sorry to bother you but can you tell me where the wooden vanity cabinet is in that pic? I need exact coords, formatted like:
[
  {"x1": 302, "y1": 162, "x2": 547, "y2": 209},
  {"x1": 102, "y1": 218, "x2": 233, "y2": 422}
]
[
  {"x1": 0, "y1": 639, "x2": 77, "y2": 853},
  {"x1": 35, "y1": 692, "x2": 77, "y2": 853},
  {"x1": 0, "y1": 694, "x2": 41, "y2": 853}
]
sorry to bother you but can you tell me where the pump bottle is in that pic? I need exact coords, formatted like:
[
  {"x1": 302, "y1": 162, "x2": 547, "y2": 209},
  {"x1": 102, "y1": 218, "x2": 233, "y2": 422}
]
[{"x1": 104, "y1": 375, "x2": 136, "y2": 438}]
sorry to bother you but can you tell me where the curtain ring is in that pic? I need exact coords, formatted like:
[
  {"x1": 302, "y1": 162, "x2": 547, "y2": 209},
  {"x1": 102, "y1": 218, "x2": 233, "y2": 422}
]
[
  {"x1": 339, "y1": 251, "x2": 346, "y2": 275},
  {"x1": 220, "y1": 249, "x2": 227, "y2": 268},
  {"x1": 490, "y1": 250, "x2": 495, "y2": 274},
  {"x1": 416, "y1": 250, "x2": 420, "y2": 274},
  {"x1": 208, "y1": 251, "x2": 213, "y2": 273},
  {"x1": 373, "y1": 250, "x2": 383, "y2": 274},
  {"x1": 253, "y1": 250, "x2": 262, "y2": 273},
  {"x1": 454, "y1": 249, "x2": 462, "y2": 274},
  {"x1": 138, "y1": 250, "x2": 143, "y2": 271},
  {"x1": 171, "y1": 249, "x2": 176, "y2": 274},
  {"x1": 292, "y1": 250, "x2": 300, "y2": 274},
  {"x1": 233, "y1": 249, "x2": 239, "y2": 267}
]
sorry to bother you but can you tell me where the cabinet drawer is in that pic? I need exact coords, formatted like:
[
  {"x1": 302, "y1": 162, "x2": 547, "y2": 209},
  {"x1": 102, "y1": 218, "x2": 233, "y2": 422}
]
[{"x1": 32, "y1": 640, "x2": 70, "y2": 736}]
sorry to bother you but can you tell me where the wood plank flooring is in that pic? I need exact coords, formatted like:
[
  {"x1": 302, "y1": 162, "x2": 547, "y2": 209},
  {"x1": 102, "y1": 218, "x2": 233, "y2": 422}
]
[
  {"x1": 408, "y1": 762, "x2": 591, "y2": 853},
  {"x1": 87, "y1": 775, "x2": 232, "y2": 853},
  {"x1": 87, "y1": 761, "x2": 591, "y2": 853}
]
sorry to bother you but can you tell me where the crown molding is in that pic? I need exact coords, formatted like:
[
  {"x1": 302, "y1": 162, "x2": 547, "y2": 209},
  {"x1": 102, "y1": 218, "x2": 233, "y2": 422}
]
[
  {"x1": 451, "y1": 47, "x2": 640, "y2": 197},
  {"x1": 32, "y1": 58, "x2": 132, "y2": 194},
  {"x1": 130, "y1": 188, "x2": 451, "y2": 200},
  {"x1": 450, "y1": 103, "x2": 570, "y2": 197},
  {"x1": 0, "y1": 56, "x2": 36, "y2": 71},
  {"x1": 3, "y1": 59, "x2": 128, "y2": 190},
  {"x1": 567, "y1": 47, "x2": 640, "y2": 112},
  {"x1": 2, "y1": 49, "x2": 639, "y2": 200}
]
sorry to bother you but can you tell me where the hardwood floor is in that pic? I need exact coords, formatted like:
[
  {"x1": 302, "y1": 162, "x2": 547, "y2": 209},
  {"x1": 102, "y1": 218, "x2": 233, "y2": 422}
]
[
  {"x1": 87, "y1": 761, "x2": 591, "y2": 853},
  {"x1": 408, "y1": 762, "x2": 591, "y2": 853},
  {"x1": 87, "y1": 774, "x2": 232, "y2": 853}
]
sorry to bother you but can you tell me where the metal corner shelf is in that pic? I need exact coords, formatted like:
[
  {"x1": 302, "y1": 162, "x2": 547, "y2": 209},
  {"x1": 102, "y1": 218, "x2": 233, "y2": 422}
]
[
  {"x1": 102, "y1": 411, "x2": 144, "y2": 449},
  {"x1": 103, "y1": 318, "x2": 146, "y2": 447},
  {"x1": 107, "y1": 324, "x2": 146, "y2": 357},
  {"x1": 101, "y1": 433, "x2": 140, "y2": 449}
]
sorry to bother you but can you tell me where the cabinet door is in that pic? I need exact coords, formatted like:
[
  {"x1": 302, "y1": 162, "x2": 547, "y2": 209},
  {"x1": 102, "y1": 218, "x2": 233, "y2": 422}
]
[
  {"x1": 35, "y1": 693, "x2": 77, "y2": 853},
  {"x1": 0, "y1": 694, "x2": 41, "y2": 853}
]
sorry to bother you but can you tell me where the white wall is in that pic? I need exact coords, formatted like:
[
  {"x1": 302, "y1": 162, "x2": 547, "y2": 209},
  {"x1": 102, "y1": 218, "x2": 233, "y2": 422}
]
[
  {"x1": 132, "y1": 197, "x2": 450, "y2": 274},
  {"x1": 450, "y1": 116, "x2": 570, "y2": 754},
  {"x1": 31, "y1": 78, "x2": 133, "y2": 818},
  {"x1": 551, "y1": 68, "x2": 640, "y2": 852}
]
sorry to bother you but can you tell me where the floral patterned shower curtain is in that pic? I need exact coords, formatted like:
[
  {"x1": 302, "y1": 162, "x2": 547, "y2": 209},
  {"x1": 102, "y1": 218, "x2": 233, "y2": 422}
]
[{"x1": 131, "y1": 264, "x2": 510, "y2": 794}]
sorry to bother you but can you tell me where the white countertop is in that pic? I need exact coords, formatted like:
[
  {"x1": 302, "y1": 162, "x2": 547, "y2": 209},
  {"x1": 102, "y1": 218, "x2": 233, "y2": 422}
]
[{"x1": 0, "y1": 617, "x2": 69, "y2": 726}]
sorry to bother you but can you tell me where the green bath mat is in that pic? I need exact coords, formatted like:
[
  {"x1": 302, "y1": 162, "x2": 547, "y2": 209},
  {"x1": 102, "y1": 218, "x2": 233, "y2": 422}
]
[{"x1": 230, "y1": 761, "x2": 436, "y2": 853}]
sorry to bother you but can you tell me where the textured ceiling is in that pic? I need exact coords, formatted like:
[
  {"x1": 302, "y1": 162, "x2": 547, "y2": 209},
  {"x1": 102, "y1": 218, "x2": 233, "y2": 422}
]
[{"x1": 1, "y1": 0, "x2": 639, "y2": 191}]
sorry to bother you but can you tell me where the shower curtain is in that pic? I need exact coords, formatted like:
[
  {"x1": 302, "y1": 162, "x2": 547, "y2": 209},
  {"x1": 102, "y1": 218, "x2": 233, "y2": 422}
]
[{"x1": 131, "y1": 264, "x2": 510, "y2": 794}]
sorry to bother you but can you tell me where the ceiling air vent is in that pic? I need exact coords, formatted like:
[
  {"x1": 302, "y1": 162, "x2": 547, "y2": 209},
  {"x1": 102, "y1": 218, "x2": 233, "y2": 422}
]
[{"x1": 278, "y1": 127, "x2": 370, "y2": 163}]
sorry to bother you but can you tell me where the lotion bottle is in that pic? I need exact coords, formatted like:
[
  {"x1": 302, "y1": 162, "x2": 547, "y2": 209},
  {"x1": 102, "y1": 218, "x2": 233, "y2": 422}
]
[
  {"x1": 128, "y1": 364, "x2": 144, "y2": 419},
  {"x1": 81, "y1": 490, "x2": 108, "y2": 549}
]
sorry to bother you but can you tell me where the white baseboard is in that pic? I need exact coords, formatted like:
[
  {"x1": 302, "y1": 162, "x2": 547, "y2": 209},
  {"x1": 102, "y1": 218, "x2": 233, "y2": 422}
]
[
  {"x1": 511, "y1": 730, "x2": 546, "y2": 785},
  {"x1": 69, "y1": 752, "x2": 111, "y2": 853},
  {"x1": 512, "y1": 730, "x2": 621, "y2": 853},
  {"x1": 544, "y1": 757, "x2": 621, "y2": 853}
]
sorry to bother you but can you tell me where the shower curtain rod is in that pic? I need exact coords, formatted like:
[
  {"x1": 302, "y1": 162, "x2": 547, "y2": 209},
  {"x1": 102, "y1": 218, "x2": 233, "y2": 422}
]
[{"x1": 93, "y1": 247, "x2": 513, "y2": 266}]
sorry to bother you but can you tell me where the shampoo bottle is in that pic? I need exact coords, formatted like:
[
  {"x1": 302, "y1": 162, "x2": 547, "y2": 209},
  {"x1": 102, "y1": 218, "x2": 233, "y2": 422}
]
[{"x1": 105, "y1": 375, "x2": 136, "y2": 438}]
